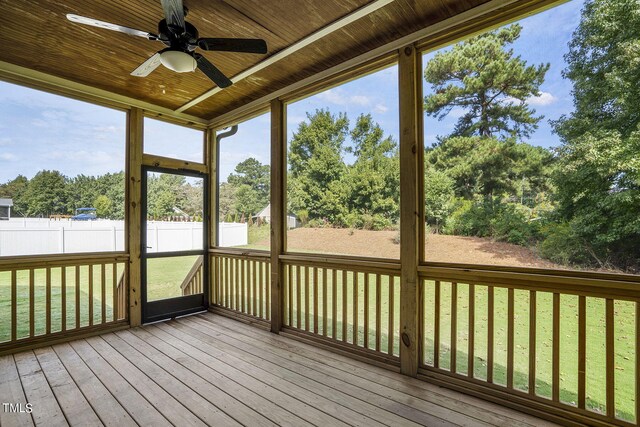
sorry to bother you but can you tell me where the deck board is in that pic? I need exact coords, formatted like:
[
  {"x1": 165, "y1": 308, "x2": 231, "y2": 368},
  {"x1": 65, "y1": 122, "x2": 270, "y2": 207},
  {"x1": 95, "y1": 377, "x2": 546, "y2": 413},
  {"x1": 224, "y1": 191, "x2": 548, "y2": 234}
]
[{"x1": 4, "y1": 312, "x2": 560, "y2": 427}]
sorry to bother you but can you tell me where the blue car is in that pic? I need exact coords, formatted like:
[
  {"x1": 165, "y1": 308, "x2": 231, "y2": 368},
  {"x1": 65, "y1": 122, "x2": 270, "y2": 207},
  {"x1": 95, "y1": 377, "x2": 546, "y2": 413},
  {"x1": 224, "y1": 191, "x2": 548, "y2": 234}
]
[{"x1": 72, "y1": 207, "x2": 97, "y2": 221}]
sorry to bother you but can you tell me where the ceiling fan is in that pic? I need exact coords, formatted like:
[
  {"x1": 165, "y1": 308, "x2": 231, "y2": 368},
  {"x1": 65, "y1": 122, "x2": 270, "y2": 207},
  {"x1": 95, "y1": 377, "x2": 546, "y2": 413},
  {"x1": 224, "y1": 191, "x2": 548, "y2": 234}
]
[{"x1": 66, "y1": 0, "x2": 267, "y2": 88}]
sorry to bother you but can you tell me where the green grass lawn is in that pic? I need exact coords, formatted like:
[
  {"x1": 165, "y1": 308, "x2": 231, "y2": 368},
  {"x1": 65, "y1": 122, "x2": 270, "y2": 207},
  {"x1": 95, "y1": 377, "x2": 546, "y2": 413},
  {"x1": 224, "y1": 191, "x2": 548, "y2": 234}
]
[{"x1": 146, "y1": 255, "x2": 201, "y2": 301}]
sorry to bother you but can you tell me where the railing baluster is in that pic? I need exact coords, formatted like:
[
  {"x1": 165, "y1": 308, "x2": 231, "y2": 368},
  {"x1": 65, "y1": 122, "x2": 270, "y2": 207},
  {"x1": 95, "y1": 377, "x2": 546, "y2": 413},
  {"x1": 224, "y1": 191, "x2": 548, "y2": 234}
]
[
  {"x1": 46, "y1": 267, "x2": 52, "y2": 333},
  {"x1": 468, "y1": 283, "x2": 475, "y2": 378},
  {"x1": 259, "y1": 261, "x2": 264, "y2": 318},
  {"x1": 11, "y1": 270, "x2": 17, "y2": 342},
  {"x1": 332, "y1": 269, "x2": 338, "y2": 339},
  {"x1": 434, "y1": 280, "x2": 440, "y2": 369},
  {"x1": 296, "y1": 265, "x2": 302, "y2": 329},
  {"x1": 112, "y1": 263, "x2": 118, "y2": 322},
  {"x1": 224, "y1": 257, "x2": 228, "y2": 308},
  {"x1": 29, "y1": 269, "x2": 35, "y2": 337},
  {"x1": 266, "y1": 262, "x2": 271, "y2": 321},
  {"x1": 487, "y1": 286, "x2": 494, "y2": 383},
  {"x1": 61, "y1": 267, "x2": 67, "y2": 331},
  {"x1": 288, "y1": 265, "x2": 293, "y2": 326},
  {"x1": 241, "y1": 259, "x2": 246, "y2": 314},
  {"x1": 353, "y1": 272, "x2": 358, "y2": 346},
  {"x1": 529, "y1": 290, "x2": 536, "y2": 395},
  {"x1": 75, "y1": 266, "x2": 80, "y2": 329},
  {"x1": 552, "y1": 293, "x2": 560, "y2": 402},
  {"x1": 342, "y1": 270, "x2": 348, "y2": 342},
  {"x1": 313, "y1": 267, "x2": 318, "y2": 334},
  {"x1": 606, "y1": 298, "x2": 614, "y2": 417},
  {"x1": 507, "y1": 287, "x2": 515, "y2": 389},
  {"x1": 305, "y1": 266, "x2": 310, "y2": 331},
  {"x1": 253, "y1": 260, "x2": 258, "y2": 317},
  {"x1": 388, "y1": 275, "x2": 394, "y2": 355},
  {"x1": 375, "y1": 274, "x2": 381, "y2": 351},
  {"x1": 364, "y1": 273, "x2": 370, "y2": 349},
  {"x1": 101, "y1": 264, "x2": 106, "y2": 325},
  {"x1": 235, "y1": 258, "x2": 240, "y2": 311},
  {"x1": 578, "y1": 295, "x2": 586, "y2": 409},
  {"x1": 322, "y1": 268, "x2": 328, "y2": 337},
  {"x1": 451, "y1": 282, "x2": 457, "y2": 372}
]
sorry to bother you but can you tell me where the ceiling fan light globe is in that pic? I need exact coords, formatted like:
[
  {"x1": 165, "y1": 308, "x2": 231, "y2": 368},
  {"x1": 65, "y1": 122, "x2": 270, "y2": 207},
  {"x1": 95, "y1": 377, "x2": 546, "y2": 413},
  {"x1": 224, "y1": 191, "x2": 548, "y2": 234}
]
[{"x1": 160, "y1": 50, "x2": 197, "y2": 73}]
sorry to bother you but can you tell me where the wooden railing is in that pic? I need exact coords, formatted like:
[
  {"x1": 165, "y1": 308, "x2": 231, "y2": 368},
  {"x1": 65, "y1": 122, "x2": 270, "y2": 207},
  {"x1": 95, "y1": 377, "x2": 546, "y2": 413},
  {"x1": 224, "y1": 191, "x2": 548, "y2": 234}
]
[
  {"x1": 211, "y1": 250, "x2": 271, "y2": 322},
  {"x1": 281, "y1": 255, "x2": 401, "y2": 362},
  {"x1": 418, "y1": 265, "x2": 640, "y2": 427},
  {"x1": 181, "y1": 255, "x2": 204, "y2": 296},
  {"x1": 0, "y1": 253, "x2": 129, "y2": 354}
]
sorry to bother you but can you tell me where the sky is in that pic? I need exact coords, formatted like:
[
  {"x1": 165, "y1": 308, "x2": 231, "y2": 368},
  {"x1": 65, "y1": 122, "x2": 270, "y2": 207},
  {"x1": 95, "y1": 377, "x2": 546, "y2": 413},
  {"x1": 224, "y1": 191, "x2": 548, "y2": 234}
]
[{"x1": 0, "y1": 0, "x2": 585, "y2": 184}]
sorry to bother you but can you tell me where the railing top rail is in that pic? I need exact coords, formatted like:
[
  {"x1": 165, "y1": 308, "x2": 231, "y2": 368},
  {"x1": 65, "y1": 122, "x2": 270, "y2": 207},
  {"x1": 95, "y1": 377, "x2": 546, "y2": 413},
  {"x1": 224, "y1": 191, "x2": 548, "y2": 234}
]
[
  {"x1": 0, "y1": 252, "x2": 130, "y2": 270},
  {"x1": 421, "y1": 261, "x2": 640, "y2": 284},
  {"x1": 420, "y1": 265, "x2": 640, "y2": 300},
  {"x1": 209, "y1": 248, "x2": 270, "y2": 259},
  {"x1": 280, "y1": 253, "x2": 401, "y2": 274}
]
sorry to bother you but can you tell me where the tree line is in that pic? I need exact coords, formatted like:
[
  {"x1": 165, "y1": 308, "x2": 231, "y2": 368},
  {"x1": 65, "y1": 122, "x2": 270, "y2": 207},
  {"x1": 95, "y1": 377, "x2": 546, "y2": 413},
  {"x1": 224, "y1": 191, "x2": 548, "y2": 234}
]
[{"x1": 0, "y1": 171, "x2": 204, "y2": 220}]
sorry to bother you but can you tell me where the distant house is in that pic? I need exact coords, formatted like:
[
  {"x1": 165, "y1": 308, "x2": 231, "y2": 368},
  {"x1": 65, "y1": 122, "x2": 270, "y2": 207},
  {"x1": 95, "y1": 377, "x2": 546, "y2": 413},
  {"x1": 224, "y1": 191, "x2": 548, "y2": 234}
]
[
  {"x1": 0, "y1": 198, "x2": 13, "y2": 220},
  {"x1": 253, "y1": 203, "x2": 298, "y2": 229}
]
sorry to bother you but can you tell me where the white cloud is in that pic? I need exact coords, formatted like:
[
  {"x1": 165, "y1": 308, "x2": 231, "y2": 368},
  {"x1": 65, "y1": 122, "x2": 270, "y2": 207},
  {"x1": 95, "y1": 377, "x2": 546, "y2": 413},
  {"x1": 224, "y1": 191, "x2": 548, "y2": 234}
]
[
  {"x1": 316, "y1": 89, "x2": 372, "y2": 107},
  {"x1": 0, "y1": 138, "x2": 12, "y2": 146},
  {"x1": 374, "y1": 104, "x2": 389, "y2": 113},
  {"x1": 0, "y1": 153, "x2": 17, "y2": 161},
  {"x1": 527, "y1": 92, "x2": 557, "y2": 106}
]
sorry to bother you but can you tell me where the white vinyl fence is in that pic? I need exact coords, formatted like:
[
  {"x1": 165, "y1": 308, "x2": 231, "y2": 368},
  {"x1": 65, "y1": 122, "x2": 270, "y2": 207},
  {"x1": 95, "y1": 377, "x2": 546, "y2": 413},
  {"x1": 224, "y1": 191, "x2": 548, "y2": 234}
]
[{"x1": 0, "y1": 218, "x2": 247, "y2": 256}]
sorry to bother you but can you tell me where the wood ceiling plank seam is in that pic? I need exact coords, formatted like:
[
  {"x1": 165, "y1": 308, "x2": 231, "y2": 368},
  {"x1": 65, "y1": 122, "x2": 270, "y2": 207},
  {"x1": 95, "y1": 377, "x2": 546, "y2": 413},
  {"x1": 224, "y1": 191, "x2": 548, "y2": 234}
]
[
  {"x1": 205, "y1": 0, "x2": 530, "y2": 126},
  {"x1": 217, "y1": 0, "x2": 291, "y2": 45},
  {"x1": 175, "y1": 0, "x2": 396, "y2": 114}
]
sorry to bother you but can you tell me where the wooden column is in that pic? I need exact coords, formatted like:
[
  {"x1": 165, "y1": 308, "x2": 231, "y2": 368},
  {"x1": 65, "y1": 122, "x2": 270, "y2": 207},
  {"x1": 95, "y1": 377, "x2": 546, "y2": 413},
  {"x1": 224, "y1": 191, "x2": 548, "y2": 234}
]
[
  {"x1": 399, "y1": 44, "x2": 422, "y2": 376},
  {"x1": 126, "y1": 107, "x2": 143, "y2": 327},
  {"x1": 270, "y1": 99, "x2": 286, "y2": 333}
]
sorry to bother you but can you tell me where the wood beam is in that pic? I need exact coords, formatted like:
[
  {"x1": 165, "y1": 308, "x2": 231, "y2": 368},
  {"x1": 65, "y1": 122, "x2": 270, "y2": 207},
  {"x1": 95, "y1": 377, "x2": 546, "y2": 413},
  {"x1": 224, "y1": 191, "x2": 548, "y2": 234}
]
[
  {"x1": 270, "y1": 99, "x2": 286, "y2": 333},
  {"x1": 126, "y1": 107, "x2": 144, "y2": 327},
  {"x1": 399, "y1": 44, "x2": 422, "y2": 376},
  {"x1": 177, "y1": 0, "x2": 395, "y2": 114}
]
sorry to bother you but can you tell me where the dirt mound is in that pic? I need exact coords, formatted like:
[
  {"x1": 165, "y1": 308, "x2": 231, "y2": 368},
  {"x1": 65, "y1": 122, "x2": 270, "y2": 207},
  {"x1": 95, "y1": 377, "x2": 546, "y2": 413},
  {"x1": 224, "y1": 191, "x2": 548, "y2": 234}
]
[{"x1": 285, "y1": 227, "x2": 564, "y2": 269}]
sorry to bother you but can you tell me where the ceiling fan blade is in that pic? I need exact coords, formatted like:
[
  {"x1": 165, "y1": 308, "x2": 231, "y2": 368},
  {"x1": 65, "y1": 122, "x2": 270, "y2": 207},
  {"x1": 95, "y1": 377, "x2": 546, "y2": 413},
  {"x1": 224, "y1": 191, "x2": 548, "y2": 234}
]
[
  {"x1": 198, "y1": 38, "x2": 267, "y2": 54},
  {"x1": 160, "y1": 0, "x2": 185, "y2": 31},
  {"x1": 131, "y1": 53, "x2": 162, "y2": 77},
  {"x1": 194, "y1": 54, "x2": 232, "y2": 88},
  {"x1": 66, "y1": 14, "x2": 157, "y2": 40}
]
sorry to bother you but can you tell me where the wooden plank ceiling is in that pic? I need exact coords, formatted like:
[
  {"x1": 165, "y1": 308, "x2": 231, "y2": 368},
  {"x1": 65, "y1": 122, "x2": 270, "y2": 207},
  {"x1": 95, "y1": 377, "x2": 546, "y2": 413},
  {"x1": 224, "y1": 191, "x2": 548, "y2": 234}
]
[{"x1": 0, "y1": 0, "x2": 488, "y2": 120}]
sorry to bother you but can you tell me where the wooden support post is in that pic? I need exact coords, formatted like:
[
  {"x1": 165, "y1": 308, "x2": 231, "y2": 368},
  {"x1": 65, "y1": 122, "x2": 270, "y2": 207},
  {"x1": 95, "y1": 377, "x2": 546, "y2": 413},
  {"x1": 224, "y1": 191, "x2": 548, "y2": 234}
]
[
  {"x1": 126, "y1": 107, "x2": 143, "y2": 327},
  {"x1": 399, "y1": 44, "x2": 422, "y2": 377},
  {"x1": 270, "y1": 99, "x2": 286, "y2": 333}
]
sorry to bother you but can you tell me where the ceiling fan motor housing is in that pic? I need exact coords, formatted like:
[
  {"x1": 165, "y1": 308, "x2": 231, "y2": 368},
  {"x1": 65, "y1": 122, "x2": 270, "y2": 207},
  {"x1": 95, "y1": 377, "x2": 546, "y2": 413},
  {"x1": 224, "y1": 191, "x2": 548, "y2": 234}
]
[{"x1": 158, "y1": 19, "x2": 199, "y2": 52}]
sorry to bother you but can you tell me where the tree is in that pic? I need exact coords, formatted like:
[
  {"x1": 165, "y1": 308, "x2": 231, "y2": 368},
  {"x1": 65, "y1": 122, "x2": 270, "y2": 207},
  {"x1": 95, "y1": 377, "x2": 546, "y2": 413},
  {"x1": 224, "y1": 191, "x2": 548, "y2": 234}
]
[
  {"x1": 424, "y1": 24, "x2": 549, "y2": 140},
  {"x1": 234, "y1": 184, "x2": 262, "y2": 218},
  {"x1": 22, "y1": 170, "x2": 70, "y2": 216},
  {"x1": 288, "y1": 109, "x2": 349, "y2": 222},
  {"x1": 93, "y1": 195, "x2": 112, "y2": 218},
  {"x1": 218, "y1": 182, "x2": 237, "y2": 220},
  {"x1": 425, "y1": 136, "x2": 554, "y2": 200},
  {"x1": 0, "y1": 175, "x2": 29, "y2": 216},
  {"x1": 425, "y1": 169, "x2": 455, "y2": 232},
  {"x1": 550, "y1": 0, "x2": 640, "y2": 272},
  {"x1": 554, "y1": 0, "x2": 640, "y2": 141},
  {"x1": 227, "y1": 158, "x2": 270, "y2": 209},
  {"x1": 343, "y1": 114, "x2": 399, "y2": 223}
]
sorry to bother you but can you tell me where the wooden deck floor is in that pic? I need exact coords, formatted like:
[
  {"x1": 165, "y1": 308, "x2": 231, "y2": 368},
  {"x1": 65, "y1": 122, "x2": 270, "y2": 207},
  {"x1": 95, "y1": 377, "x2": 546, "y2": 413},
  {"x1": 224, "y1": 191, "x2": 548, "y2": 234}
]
[{"x1": 0, "y1": 312, "x2": 559, "y2": 427}]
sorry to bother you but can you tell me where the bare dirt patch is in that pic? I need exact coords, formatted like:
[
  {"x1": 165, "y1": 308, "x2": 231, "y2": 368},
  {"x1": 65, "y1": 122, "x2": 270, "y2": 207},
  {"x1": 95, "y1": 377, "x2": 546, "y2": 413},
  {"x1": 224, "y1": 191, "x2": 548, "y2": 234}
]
[{"x1": 284, "y1": 227, "x2": 565, "y2": 269}]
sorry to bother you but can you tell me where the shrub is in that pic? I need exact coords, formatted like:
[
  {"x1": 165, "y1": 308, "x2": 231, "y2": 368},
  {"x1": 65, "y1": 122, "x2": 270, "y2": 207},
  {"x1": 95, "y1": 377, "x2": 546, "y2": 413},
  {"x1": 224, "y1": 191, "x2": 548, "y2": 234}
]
[
  {"x1": 490, "y1": 203, "x2": 539, "y2": 246},
  {"x1": 539, "y1": 222, "x2": 592, "y2": 267},
  {"x1": 296, "y1": 209, "x2": 309, "y2": 226}
]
